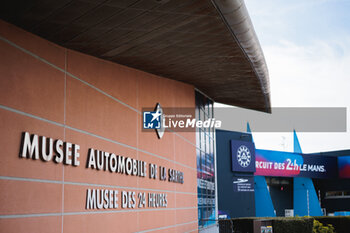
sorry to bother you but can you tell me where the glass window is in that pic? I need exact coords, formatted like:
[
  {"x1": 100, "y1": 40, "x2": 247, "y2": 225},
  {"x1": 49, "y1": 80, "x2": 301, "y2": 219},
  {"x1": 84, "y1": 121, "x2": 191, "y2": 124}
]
[{"x1": 195, "y1": 91, "x2": 216, "y2": 228}]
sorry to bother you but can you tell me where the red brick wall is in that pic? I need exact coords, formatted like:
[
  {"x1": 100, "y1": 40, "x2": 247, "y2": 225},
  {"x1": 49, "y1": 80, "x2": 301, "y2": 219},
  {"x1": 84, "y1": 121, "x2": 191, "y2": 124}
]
[{"x1": 0, "y1": 20, "x2": 198, "y2": 233}]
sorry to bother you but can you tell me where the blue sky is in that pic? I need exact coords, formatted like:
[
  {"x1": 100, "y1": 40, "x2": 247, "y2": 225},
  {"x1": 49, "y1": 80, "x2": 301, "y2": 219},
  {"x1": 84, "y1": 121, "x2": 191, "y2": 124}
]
[
  {"x1": 245, "y1": 0, "x2": 350, "y2": 46},
  {"x1": 216, "y1": 0, "x2": 350, "y2": 153}
]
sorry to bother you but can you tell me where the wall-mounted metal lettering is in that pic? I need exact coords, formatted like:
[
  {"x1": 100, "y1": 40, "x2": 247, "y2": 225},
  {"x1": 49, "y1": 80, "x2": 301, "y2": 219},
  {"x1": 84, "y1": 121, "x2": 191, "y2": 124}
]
[
  {"x1": 87, "y1": 148, "x2": 146, "y2": 177},
  {"x1": 85, "y1": 189, "x2": 167, "y2": 210},
  {"x1": 19, "y1": 132, "x2": 184, "y2": 184},
  {"x1": 20, "y1": 132, "x2": 80, "y2": 166},
  {"x1": 19, "y1": 131, "x2": 183, "y2": 211}
]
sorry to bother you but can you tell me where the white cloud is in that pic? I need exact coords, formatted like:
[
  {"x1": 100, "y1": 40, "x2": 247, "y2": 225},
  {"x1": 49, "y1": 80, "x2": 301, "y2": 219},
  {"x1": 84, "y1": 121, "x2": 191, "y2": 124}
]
[
  {"x1": 253, "y1": 37, "x2": 350, "y2": 153},
  {"x1": 265, "y1": 37, "x2": 350, "y2": 107}
]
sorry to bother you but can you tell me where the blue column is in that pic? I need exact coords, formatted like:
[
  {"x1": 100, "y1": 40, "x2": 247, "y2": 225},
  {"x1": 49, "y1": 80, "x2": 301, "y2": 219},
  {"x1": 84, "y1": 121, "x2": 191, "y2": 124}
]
[
  {"x1": 294, "y1": 177, "x2": 323, "y2": 216},
  {"x1": 247, "y1": 123, "x2": 275, "y2": 217},
  {"x1": 255, "y1": 176, "x2": 276, "y2": 217},
  {"x1": 293, "y1": 130, "x2": 322, "y2": 216}
]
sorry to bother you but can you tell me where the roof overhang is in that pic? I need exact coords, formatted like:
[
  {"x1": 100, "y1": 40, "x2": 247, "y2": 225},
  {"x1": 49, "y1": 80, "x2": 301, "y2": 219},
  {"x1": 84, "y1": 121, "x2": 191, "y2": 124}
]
[{"x1": 1, "y1": 0, "x2": 271, "y2": 112}]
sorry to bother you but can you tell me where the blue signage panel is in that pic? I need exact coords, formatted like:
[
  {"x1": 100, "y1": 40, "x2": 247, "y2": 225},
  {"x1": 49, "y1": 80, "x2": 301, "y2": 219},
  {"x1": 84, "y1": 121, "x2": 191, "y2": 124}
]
[
  {"x1": 302, "y1": 154, "x2": 338, "y2": 178},
  {"x1": 231, "y1": 140, "x2": 256, "y2": 173}
]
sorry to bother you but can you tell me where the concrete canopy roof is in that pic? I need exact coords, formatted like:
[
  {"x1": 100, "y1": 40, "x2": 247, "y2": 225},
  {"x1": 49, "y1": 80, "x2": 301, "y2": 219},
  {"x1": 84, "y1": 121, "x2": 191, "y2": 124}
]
[{"x1": 1, "y1": 0, "x2": 271, "y2": 112}]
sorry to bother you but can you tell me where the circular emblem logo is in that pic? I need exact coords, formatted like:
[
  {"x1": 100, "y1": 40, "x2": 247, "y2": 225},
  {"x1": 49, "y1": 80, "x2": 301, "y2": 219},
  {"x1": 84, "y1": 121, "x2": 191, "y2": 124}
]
[{"x1": 237, "y1": 145, "x2": 251, "y2": 168}]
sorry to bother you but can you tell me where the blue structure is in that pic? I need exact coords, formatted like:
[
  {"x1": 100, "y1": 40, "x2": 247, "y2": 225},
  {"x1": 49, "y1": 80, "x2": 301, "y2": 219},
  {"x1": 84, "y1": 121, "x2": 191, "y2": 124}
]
[
  {"x1": 254, "y1": 176, "x2": 276, "y2": 217},
  {"x1": 293, "y1": 130, "x2": 323, "y2": 216},
  {"x1": 216, "y1": 126, "x2": 350, "y2": 218},
  {"x1": 334, "y1": 211, "x2": 350, "y2": 216},
  {"x1": 248, "y1": 123, "x2": 276, "y2": 217},
  {"x1": 216, "y1": 129, "x2": 256, "y2": 218}
]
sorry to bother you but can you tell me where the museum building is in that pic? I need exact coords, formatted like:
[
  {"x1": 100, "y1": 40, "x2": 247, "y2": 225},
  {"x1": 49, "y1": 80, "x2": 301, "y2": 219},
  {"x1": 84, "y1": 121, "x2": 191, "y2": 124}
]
[{"x1": 0, "y1": 0, "x2": 270, "y2": 232}]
